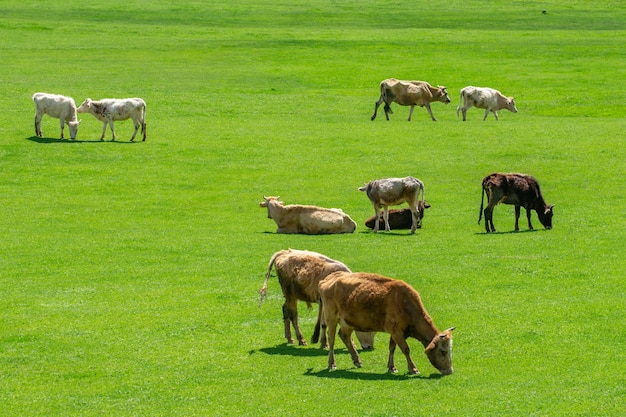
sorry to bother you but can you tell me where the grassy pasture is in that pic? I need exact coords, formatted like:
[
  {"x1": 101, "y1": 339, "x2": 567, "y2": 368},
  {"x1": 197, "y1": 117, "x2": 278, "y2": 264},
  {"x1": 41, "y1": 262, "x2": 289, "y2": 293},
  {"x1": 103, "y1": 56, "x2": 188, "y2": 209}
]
[{"x1": 0, "y1": 0, "x2": 624, "y2": 415}]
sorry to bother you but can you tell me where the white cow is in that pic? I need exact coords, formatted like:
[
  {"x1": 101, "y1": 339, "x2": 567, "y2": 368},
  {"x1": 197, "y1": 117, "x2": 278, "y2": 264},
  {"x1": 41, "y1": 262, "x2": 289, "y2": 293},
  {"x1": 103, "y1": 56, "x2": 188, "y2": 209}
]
[
  {"x1": 358, "y1": 176, "x2": 425, "y2": 234},
  {"x1": 77, "y1": 98, "x2": 146, "y2": 141},
  {"x1": 456, "y1": 86, "x2": 517, "y2": 121},
  {"x1": 33, "y1": 93, "x2": 81, "y2": 140}
]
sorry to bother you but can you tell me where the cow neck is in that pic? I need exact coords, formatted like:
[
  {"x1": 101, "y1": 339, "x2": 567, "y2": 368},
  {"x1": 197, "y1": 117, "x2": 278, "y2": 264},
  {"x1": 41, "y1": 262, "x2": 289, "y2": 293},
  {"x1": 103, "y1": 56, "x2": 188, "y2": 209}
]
[{"x1": 405, "y1": 291, "x2": 440, "y2": 346}]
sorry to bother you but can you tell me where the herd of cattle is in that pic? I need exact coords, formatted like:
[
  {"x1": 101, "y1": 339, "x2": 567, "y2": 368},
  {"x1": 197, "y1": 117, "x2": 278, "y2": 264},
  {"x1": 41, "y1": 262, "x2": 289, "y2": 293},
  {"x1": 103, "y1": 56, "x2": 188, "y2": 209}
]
[
  {"x1": 256, "y1": 79, "x2": 550, "y2": 376},
  {"x1": 32, "y1": 79, "x2": 543, "y2": 376}
]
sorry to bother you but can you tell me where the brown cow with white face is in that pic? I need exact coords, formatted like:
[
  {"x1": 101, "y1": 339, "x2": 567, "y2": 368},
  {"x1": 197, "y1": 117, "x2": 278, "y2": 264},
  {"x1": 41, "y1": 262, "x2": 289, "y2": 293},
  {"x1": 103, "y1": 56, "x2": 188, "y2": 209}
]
[
  {"x1": 259, "y1": 249, "x2": 374, "y2": 349},
  {"x1": 320, "y1": 271, "x2": 454, "y2": 375},
  {"x1": 456, "y1": 86, "x2": 517, "y2": 121},
  {"x1": 260, "y1": 196, "x2": 357, "y2": 234},
  {"x1": 371, "y1": 79, "x2": 451, "y2": 122},
  {"x1": 359, "y1": 176, "x2": 425, "y2": 234},
  {"x1": 479, "y1": 172, "x2": 554, "y2": 233}
]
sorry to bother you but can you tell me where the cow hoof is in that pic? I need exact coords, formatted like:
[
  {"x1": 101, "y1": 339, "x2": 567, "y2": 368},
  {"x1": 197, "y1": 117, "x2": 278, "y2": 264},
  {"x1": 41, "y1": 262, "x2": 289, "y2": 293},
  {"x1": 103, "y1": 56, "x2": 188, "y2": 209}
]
[
  {"x1": 409, "y1": 368, "x2": 420, "y2": 375},
  {"x1": 388, "y1": 367, "x2": 398, "y2": 374},
  {"x1": 328, "y1": 364, "x2": 337, "y2": 371},
  {"x1": 354, "y1": 362, "x2": 362, "y2": 368},
  {"x1": 298, "y1": 340, "x2": 307, "y2": 346}
]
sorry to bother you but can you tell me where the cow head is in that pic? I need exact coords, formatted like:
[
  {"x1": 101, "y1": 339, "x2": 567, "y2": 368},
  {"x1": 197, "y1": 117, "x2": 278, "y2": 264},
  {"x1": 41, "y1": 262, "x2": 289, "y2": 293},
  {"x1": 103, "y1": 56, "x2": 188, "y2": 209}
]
[
  {"x1": 260, "y1": 196, "x2": 283, "y2": 218},
  {"x1": 538, "y1": 204, "x2": 554, "y2": 229},
  {"x1": 507, "y1": 97, "x2": 518, "y2": 113},
  {"x1": 437, "y1": 86, "x2": 451, "y2": 104},
  {"x1": 76, "y1": 98, "x2": 93, "y2": 114},
  {"x1": 66, "y1": 119, "x2": 80, "y2": 139},
  {"x1": 424, "y1": 327, "x2": 455, "y2": 375}
]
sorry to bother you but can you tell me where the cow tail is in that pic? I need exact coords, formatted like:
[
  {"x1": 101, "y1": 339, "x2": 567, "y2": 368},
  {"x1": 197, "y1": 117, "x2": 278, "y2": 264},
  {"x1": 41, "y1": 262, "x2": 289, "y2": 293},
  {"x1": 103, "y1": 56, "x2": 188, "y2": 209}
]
[
  {"x1": 478, "y1": 184, "x2": 485, "y2": 224},
  {"x1": 259, "y1": 251, "x2": 282, "y2": 307}
]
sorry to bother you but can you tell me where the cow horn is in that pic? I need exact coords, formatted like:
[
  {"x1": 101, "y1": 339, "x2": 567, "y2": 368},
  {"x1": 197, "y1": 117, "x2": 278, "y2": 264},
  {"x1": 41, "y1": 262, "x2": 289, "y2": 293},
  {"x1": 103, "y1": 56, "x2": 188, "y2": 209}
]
[{"x1": 446, "y1": 327, "x2": 456, "y2": 332}]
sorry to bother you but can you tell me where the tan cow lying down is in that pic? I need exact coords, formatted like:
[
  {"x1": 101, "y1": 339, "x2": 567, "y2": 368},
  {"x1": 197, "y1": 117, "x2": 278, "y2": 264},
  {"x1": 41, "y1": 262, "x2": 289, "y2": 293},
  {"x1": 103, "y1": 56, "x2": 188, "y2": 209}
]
[
  {"x1": 320, "y1": 272, "x2": 454, "y2": 375},
  {"x1": 260, "y1": 196, "x2": 357, "y2": 234},
  {"x1": 371, "y1": 78, "x2": 451, "y2": 122},
  {"x1": 259, "y1": 249, "x2": 374, "y2": 349}
]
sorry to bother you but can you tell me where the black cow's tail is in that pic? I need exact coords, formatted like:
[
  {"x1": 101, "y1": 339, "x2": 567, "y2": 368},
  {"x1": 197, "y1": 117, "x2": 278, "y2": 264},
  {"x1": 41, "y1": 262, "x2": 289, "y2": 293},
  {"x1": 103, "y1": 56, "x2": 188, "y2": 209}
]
[{"x1": 478, "y1": 184, "x2": 485, "y2": 224}]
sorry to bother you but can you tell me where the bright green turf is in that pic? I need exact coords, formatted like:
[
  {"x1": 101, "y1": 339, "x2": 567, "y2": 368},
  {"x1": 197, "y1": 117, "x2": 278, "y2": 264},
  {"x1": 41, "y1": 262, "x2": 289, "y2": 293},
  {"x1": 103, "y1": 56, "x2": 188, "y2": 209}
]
[{"x1": 0, "y1": 0, "x2": 624, "y2": 415}]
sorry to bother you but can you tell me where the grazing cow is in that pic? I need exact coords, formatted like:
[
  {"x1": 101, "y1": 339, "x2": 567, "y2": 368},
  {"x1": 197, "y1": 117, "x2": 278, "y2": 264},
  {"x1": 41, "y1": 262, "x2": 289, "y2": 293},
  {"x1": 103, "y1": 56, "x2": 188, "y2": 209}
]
[
  {"x1": 479, "y1": 172, "x2": 554, "y2": 233},
  {"x1": 77, "y1": 98, "x2": 146, "y2": 141},
  {"x1": 33, "y1": 93, "x2": 81, "y2": 140},
  {"x1": 358, "y1": 176, "x2": 425, "y2": 234},
  {"x1": 260, "y1": 196, "x2": 357, "y2": 234},
  {"x1": 456, "y1": 86, "x2": 517, "y2": 121},
  {"x1": 371, "y1": 78, "x2": 451, "y2": 122},
  {"x1": 320, "y1": 272, "x2": 455, "y2": 375},
  {"x1": 364, "y1": 204, "x2": 431, "y2": 230},
  {"x1": 259, "y1": 249, "x2": 375, "y2": 349}
]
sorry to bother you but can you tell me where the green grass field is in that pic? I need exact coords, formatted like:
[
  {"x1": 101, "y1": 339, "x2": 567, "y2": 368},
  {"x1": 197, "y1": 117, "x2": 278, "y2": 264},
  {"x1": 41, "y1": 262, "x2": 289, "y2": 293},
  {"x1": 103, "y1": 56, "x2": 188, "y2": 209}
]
[{"x1": 1, "y1": 0, "x2": 624, "y2": 415}]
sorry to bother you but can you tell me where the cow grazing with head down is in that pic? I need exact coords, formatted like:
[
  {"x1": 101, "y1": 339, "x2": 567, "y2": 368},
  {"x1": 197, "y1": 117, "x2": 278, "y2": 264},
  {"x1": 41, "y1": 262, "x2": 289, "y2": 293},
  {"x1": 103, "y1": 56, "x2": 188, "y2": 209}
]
[
  {"x1": 77, "y1": 97, "x2": 146, "y2": 141},
  {"x1": 320, "y1": 271, "x2": 455, "y2": 375},
  {"x1": 456, "y1": 86, "x2": 517, "y2": 121},
  {"x1": 33, "y1": 93, "x2": 81, "y2": 140},
  {"x1": 371, "y1": 78, "x2": 451, "y2": 122},
  {"x1": 359, "y1": 176, "x2": 425, "y2": 234},
  {"x1": 479, "y1": 172, "x2": 554, "y2": 233},
  {"x1": 260, "y1": 196, "x2": 357, "y2": 234},
  {"x1": 259, "y1": 249, "x2": 375, "y2": 349},
  {"x1": 364, "y1": 204, "x2": 431, "y2": 230}
]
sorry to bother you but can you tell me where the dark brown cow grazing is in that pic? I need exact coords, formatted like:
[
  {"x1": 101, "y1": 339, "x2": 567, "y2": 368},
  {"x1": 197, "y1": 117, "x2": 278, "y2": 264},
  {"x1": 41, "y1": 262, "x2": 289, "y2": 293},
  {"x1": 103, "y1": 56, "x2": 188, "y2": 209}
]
[
  {"x1": 259, "y1": 249, "x2": 374, "y2": 349},
  {"x1": 359, "y1": 176, "x2": 425, "y2": 234},
  {"x1": 479, "y1": 172, "x2": 554, "y2": 233},
  {"x1": 371, "y1": 78, "x2": 451, "y2": 122},
  {"x1": 320, "y1": 272, "x2": 454, "y2": 375},
  {"x1": 364, "y1": 204, "x2": 431, "y2": 230}
]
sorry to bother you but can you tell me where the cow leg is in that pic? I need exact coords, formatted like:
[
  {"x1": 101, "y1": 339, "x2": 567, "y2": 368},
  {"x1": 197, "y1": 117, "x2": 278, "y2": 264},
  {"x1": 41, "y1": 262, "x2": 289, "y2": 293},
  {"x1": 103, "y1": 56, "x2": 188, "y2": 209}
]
[
  {"x1": 372, "y1": 97, "x2": 383, "y2": 121},
  {"x1": 34, "y1": 114, "x2": 43, "y2": 137},
  {"x1": 461, "y1": 106, "x2": 469, "y2": 121},
  {"x1": 383, "y1": 102, "x2": 392, "y2": 121},
  {"x1": 424, "y1": 103, "x2": 437, "y2": 121},
  {"x1": 526, "y1": 207, "x2": 534, "y2": 230},
  {"x1": 493, "y1": 110, "x2": 499, "y2": 121},
  {"x1": 109, "y1": 120, "x2": 117, "y2": 141},
  {"x1": 383, "y1": 206, "x2": 391, "y2": 231},
  {"x1": 130, "y1": 119, "x2": 139, "y2": 141},
  {"x1": 325, "y1": 314, "x2": 338, "y2": 370},
  {"x1": 283, "y1": 299, "x2": 306, "y2": 345},
  {"x1": 387, "y1": 337, "x2": 398, "y2": 373},
  {"x1": 338, "y1": 326, "x2": 361, "y2": 368},
  {"x1": 514, "y1": 206, "x2": 521, "y2": 231},
  {"x1": 484, "y1": 207, "x2": 496, "y2": 233},
  {"x1": 483, "y1": 109, "x2": 490, "y2": 121},
  {"x1": 59, "y1": 119, "x2": 65, "y2": 139},
  {"x1": 392, "y1": 333, "x2": 419, "y2": 375},
  {"x1": 100, "y1": 122, "x2": 108, "y2": 141},
  {"x1": 407, "y1": 105, "x2": 415, "y2": 121},
  {"x1": 373, "y1": 205, "x2": 381, "y2": 232},
  {"x1": 141, "y1": 121, "x2": 146, "y2": 141},
  {"x1": 311, "y1": 302, "x2": 328, "y2": 348},
  {"x1": 409, "y1": 206, "x2": 419, "y2": 234}
]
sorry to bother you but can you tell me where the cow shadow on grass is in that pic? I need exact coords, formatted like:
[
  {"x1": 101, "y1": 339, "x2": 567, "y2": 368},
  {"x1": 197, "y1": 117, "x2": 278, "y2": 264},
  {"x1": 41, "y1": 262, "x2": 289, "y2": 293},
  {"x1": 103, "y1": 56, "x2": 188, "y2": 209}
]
[
  {"x1": 251, "y1": 343, "x2": 329, "y2": 358},
  {"x1": 303, "y1": 367, "x2": 444, "y2": 381},
  {"x1": 474, "y1": 228, "x2": 549, "y2": 236},
  {"x1": 26, "y1": 136, "x2": 138, "y2": 144}
]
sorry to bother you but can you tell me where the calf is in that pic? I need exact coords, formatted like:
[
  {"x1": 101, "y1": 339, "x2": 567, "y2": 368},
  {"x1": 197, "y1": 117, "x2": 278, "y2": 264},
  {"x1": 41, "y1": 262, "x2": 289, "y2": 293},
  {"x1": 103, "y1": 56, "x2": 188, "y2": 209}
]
[
  {"x1": 364, "y1": 204, "x2": 431, "y2": 230},
  {"x1": 456, "y1": 86, "x2": 517, "y2": 121},
  {"x1": 479, "y1": 172, "x2": 554, "y2": 233},
  {"x1": 260, "y1": 196, "x2": 356, "y2": 234},
  {"x1": 33, "y1": 93, "x2": 81, "y2": 140},
  {"x1": 259, "y1": 249, "x2": 374, "y2": 349},
  {"x1": 320, "y1": 271, "x2": 454, "y2": 375},
  {"x1": 359, "y1": 176, "x2": 425, "y2": 234},
  {"x1": 77, "y1": 97, "x2": 146, "y2": 141},
  {"x1": 372, "y1": 79, "x2": 451, "y2": 122}
]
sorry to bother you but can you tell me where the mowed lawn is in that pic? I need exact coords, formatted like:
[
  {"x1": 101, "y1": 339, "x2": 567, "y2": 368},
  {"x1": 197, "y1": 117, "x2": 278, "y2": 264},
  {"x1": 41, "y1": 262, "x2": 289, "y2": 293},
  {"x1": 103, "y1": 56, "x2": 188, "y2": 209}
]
[{"x1": 0, "y1": 0, "x2": 624, "y2": 415}]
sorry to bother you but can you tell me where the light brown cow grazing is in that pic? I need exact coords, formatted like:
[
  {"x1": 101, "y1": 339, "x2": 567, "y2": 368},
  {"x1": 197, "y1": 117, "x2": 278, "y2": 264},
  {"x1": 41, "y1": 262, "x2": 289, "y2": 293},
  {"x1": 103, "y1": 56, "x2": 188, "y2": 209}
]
[
  {"x1": 359, "y1": 176, "x2": 425, "y2": 234},
  {"x1": 259, "y1": 249, "x2": 374, "y2": 349},
  {"x1": 456, "y1": 86, "x2": 517, "y2": 121},
  {"x1": 320, "y1": 272, "x2": 454, "y2": 375},
  {"x1": 371, "y1": 78, "x2": 451, "y2": 122},
  {"x1": 260, "y1": 196, "x2": 357, "y2": 234},
  {"x1": 479, "y1": 172, "x2": 554, "y2": 233}
]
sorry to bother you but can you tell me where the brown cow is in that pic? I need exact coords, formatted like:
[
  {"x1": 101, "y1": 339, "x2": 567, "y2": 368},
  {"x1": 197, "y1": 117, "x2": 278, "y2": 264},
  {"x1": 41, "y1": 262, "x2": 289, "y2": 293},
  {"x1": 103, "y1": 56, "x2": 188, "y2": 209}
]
[
  {"x1": 260, "y1": 196, "x2": 357, "y2": 234},
  {"x1": 364, "y1": 204, "x2": 431, "y2": 230},
  {"x1": 479, "y1": 172, "x2": 554, "y2": 233},
  {"x1": 320, "y1": 272, "x2": 454, "y2": 375},
  {"x1": 456, "y1": 86, "x2": 517, "y2": 121},
  {"x1": 371, "y1": 78, "x2": 451, "y2": 122},
  {"x1": 359, "y1": 176, "x2": 425, "y2": 234},
  {"x1": 259, "y1": 249, "x2": 374, "y2": 349}
]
